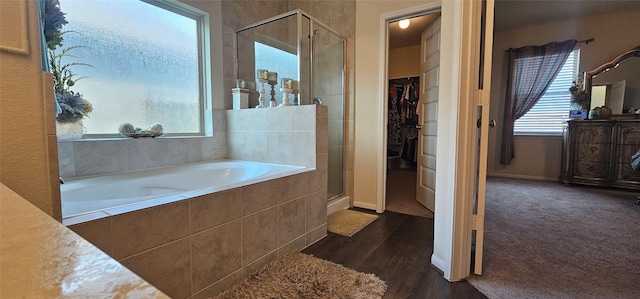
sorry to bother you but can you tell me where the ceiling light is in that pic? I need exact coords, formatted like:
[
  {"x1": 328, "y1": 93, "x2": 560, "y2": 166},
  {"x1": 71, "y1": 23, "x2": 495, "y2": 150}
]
[{"x1": 399, "y1": 19, "x2": 410, "y2": 29}]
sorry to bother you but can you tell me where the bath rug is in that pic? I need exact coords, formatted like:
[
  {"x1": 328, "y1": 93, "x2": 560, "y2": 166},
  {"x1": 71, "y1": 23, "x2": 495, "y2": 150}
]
[
  {"x1": 214, "y1": 252, "x2": 387, "y2": 299},
  {"x1": 327, "y1": 209, "x2": 378, "y2": 237}
]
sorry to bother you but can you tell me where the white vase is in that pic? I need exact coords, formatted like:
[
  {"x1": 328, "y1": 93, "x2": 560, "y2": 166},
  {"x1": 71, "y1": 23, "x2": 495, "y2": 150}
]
[{"x1": 56, "y1": 120, "x2": 85, "y2": 140}]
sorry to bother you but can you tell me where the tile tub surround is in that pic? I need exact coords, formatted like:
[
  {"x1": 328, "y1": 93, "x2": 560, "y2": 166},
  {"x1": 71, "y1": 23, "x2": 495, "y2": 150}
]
[
  {"x1": 226, "y1": 105, "x2": 328, "y2": 168},
  {"x1": 68, "y1": 171, "x2": 328, "y2": 299},
  {"x1": 58, "y1": 106, "x2": 326, "y2": 178},
  {"x1": 1, "y1": 183, "x2": 169, "y2": 298},
  {"x1": 57, "y1": 110, "x2": 228, "y2": 178},
  {"x1": 67, "y1": 105, "x2": 328, "y2": 298}
]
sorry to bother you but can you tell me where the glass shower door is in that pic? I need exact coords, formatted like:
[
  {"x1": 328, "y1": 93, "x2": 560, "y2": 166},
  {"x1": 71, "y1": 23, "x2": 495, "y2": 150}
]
[{"x1": 312, "y1": 24, "x2": 345, "y2": 200}]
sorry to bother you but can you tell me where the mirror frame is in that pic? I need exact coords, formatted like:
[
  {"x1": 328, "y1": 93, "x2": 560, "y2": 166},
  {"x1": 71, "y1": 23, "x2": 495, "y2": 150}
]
[{"x1": 585, "y1": 45, "x2": 640, "y2": 105}]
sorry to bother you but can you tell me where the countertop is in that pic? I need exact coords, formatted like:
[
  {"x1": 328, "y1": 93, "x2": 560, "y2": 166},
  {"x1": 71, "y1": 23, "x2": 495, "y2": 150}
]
[{"x1": 1, "y1": 183, "x2": 169, "y2": 298}]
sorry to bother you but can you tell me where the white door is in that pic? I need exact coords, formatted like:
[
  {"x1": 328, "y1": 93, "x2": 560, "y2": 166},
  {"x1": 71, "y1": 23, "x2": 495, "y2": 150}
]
[
  {"x1": 416, "y1": 17, "x2": 441, "y2": 212},
  {"x1": 473, "y1": 0, "x2": 496, "y2": 275}
]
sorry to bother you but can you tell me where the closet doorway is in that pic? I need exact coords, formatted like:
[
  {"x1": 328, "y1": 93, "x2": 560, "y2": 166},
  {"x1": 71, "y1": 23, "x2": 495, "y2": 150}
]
[{"x1": 385, "y1": 12, "x2": 441, "y2": 217}]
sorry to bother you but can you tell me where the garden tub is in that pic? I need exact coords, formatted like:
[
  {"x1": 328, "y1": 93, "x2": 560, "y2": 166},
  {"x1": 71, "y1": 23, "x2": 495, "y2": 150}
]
[{"x1": 61, "y1": 160, "x2": 307, "y2": 221}]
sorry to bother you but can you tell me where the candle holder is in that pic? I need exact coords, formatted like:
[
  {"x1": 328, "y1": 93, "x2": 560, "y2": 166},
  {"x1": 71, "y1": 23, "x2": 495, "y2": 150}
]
[
  {"x1": 279, "y1": 88, "x2": 293, "y2": 107},
  {"x1": 268, "y1": 80, "x2": 277, "y2": 105},
  {"x1": 267, "y1": 71, "x2": 278, "y2": 104},
  {"x1": 255, "y1": 69, "x2": 269, "y2": 108},
  {"x1": 256, "y1": 78, "x2": 268, "y2": 108}
]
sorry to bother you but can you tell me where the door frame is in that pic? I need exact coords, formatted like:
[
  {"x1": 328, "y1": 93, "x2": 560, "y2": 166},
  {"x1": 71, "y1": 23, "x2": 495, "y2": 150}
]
[
  {"x1": 380, "y1": 4, "x2": 441, "y2": 215},
  {"x1": 375, "y1": 0, "x2": 488, "y2": 281}
]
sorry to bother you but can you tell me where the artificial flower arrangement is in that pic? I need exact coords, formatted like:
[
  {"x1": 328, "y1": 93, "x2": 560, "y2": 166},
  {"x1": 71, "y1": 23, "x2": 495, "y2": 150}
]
[
  {"x1": 44, "y1": 0, "x2": 94, "y2": 123},
  {"x1": 50, "y1": 46, "x2": 94, "y2": 123},
  {"x1": 569, "y1": 74, "x2": 590, "y2": 110}
]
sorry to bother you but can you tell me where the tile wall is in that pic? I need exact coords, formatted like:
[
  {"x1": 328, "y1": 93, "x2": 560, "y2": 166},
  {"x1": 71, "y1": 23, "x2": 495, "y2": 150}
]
[
  {"x1": 58, "y1": 106, "x2": 326, "y2": 178},
  {"x1": 226, "y1": 105, "x2": 327, "y2": 168},
  {"x1": 57, "y1": 110, "x2": 228, "y2": 178},
  {"x1": 68, "y1": 171, "x2": 327, "y2": 298}
]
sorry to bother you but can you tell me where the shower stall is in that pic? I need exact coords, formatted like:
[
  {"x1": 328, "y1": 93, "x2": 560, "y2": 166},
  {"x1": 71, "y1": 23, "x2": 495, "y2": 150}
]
[{"x1": 236, "y1": 10, "x2": 345, "y2": 200}]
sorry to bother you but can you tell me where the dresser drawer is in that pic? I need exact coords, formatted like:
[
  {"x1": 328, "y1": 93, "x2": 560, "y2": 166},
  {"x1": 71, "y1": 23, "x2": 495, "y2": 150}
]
[
  {"x1": 573, "y1": 161, "x2": 612, "y2": 179},
  {"x1": 573, "y1": 143, "x2": 611, "y2": 163},
  {"x1": 574, "y1": 124, "x2": 613, "y2": 144},
  {"x1": 617, "y1": 163, "x2": 640, "y2": 181}
]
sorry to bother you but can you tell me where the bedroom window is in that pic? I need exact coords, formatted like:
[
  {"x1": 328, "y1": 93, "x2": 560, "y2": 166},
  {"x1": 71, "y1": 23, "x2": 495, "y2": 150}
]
[
  {"x1": 55, "y1": 0, "x2": 208, "y2": 136},
  {"x1": 514, "y1": 49, "x2": 580, "y2": 135}
]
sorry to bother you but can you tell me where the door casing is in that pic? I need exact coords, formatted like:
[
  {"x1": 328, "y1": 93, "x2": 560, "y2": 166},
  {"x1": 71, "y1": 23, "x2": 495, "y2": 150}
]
[{"x1": 377, "y1": 0, "x2": 491, "y2": 281}]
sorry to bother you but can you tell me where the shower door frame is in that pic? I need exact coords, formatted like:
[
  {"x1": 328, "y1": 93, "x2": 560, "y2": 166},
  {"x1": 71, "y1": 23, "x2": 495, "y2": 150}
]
[{"x1": 235, "y1": 10, "x2": 347, "y2": 201}]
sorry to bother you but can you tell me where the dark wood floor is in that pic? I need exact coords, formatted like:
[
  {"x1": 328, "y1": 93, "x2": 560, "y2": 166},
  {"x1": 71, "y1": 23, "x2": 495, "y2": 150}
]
[{"x1": 303, "y1": 209, "x2": 486, "y2": 299}]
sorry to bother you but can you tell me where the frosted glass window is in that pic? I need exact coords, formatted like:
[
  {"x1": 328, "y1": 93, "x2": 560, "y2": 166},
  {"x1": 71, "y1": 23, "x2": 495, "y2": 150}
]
[
  {"x1": 255, "y1": 41, "x2": 298, "y2": 104},
  {"x1": 58, "y1": 0, "x2": 203, "y2": 135}
]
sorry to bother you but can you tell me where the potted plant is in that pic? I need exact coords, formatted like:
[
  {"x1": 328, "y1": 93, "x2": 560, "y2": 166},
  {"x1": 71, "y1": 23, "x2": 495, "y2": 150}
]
[{"x1": 569, "y1": 74, "x2": 590, "y2": 112}]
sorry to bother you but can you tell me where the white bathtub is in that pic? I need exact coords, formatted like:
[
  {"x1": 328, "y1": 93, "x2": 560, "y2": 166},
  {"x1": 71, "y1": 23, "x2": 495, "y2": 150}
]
[{"x1": 61, "y1": 160, "x2": 307, "y2": 221}]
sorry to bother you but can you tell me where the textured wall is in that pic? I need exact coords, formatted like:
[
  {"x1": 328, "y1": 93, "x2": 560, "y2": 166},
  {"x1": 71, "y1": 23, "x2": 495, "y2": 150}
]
[{"x1": 0, "y1": 0, "x2": 61, "y2": 219}]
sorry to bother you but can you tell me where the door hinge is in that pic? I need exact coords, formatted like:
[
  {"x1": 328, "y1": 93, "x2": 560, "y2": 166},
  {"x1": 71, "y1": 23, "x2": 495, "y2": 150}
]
[
  {"x1": 475, "y1": 89, "x2": 490, "y2": 106},
  {"x1": 471, "y1": 214, "x2": 484, "y2": 231}
]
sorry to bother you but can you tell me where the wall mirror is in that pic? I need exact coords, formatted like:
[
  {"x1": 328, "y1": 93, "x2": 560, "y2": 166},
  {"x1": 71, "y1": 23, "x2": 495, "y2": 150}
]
[{"x1": 585, "y1": 45, "x2": 640, "y2": 114}]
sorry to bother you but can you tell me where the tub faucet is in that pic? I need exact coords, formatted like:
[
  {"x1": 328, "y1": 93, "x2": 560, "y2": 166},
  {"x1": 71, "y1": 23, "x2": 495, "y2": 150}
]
[{"x1": 60, "y1": 177, "x2": 65, "y2": 184}]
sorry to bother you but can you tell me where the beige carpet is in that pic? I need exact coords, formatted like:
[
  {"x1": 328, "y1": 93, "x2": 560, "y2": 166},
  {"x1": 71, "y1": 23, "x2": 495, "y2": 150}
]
[
  {"x1": 386, "y1": 169, "x2": 434, "y2": 218},
  {"x1": 214, "y1": 252, "x2": 387, "y2": 299},
  {"x1": 327, "y1": 209, "x2": 378, "y2": 237},
  {"x1": 467, "y1": 177, "x2": 640, "y2": 299}
]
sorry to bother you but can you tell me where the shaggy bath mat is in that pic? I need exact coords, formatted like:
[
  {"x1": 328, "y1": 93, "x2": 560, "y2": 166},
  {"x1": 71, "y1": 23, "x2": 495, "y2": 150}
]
[
  {"x1": 214, "y1": 252, "x2": 387, "y2": 299},
  {"x1": 327, "y1": 209, "x2": 379, "y2": 237}
]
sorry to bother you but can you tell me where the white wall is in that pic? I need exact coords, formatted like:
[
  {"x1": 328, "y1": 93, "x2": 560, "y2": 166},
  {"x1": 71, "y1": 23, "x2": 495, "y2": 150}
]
[{"x1": 488, "y1": 8, "x2": 640, "y2": 180}]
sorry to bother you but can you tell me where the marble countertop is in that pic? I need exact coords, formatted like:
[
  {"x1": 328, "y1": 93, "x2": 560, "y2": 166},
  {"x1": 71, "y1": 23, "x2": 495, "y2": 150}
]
[{"x1": 1, "y1": 183, "x2": 169, "y2": 298}]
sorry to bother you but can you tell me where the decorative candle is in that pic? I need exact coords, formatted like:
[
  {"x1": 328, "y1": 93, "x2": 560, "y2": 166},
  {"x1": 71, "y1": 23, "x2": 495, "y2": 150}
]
[
  {"x1": 267, "y1": 71, "x2": 278, "y2": 83},
  {"x1": 235, "y1": 79, "x2": 246, "y2": 89},
  {"x1": 281, "y1": 78, "x2": 293, "y2": 89},
  {"x1": 257, "y1": 69, "x2": 268, "y2": 80}
]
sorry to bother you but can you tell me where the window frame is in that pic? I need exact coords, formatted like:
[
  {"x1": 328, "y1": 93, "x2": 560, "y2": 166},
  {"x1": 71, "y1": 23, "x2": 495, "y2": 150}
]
[
  {"x1": 513, "y1": 49, "x2": 580, "y2": 137},
  {"x1": 69, "y1": 0, "x2": 212, "y2": 138}
]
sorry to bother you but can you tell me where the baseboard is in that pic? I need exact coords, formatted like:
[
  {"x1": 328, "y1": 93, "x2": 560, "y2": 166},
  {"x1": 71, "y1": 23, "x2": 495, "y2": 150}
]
[
  {"x1": 327, "y1": 196, "x2": 350, "y2": 215},
  {"x1": 353, "y1": 200, "x2": 377, "y2": 211},
  {"x1": 430, "y1": 254, "x2": 448, "y2": 279},
  {"x1": 487, "y1": 172, "x2": 558, "y2": 182}
]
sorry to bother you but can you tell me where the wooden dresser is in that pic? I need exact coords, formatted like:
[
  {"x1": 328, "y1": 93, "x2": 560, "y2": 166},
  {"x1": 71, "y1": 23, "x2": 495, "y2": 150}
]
[{"x1": 560, "y1": 119, "x2": 640, "y2": 190}]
